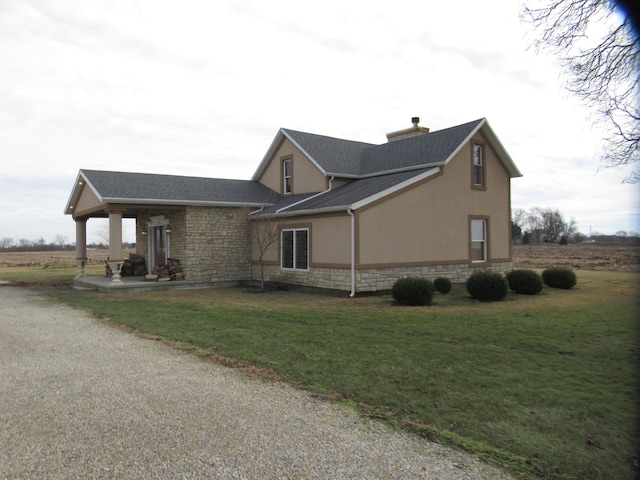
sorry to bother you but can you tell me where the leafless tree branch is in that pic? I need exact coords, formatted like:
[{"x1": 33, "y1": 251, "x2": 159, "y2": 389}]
[{"x1": 522, "y1": 0, "x2": 640, "y2": 182}]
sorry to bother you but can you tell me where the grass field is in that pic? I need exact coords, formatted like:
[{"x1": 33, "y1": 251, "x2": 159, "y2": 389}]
[{"x1": 1, "y1": 248, "x2": 639, "y2": 479}]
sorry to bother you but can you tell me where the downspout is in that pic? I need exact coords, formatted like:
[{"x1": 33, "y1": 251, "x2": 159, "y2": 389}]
[{"x1": 347, "y1": 207, "x2": 356, "y2": 297}]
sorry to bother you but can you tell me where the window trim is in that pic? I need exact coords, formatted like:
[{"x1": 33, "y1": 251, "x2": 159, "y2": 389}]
[
  {"x1": 280, "y1": 227, "x2": 309, "y2": 271},
  {"x1": 282, "y1": 156, "x2": 293, "y2": 195},
  {"x1": 471, "y1": 143, "x2": 486, "y2": 189},
  {"x1": 469, "y1": 217, "x2": 489, "y2": 264}
]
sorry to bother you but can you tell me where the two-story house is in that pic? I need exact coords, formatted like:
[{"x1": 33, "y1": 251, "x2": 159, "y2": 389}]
[{"x1": 65, "y1": 117, "x2": 522, "y2": 294}]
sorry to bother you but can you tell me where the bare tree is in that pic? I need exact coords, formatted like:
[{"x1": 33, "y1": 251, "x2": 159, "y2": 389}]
[
  {"x1": 522, "y1": 0, "x2": 639, "y2": 183},
  {"x1": 563, "y1": 217, "x2": 578, "y2": 238},
  {"x1": 94, "y1": 220, "x2": 110, "y2": 246},
  {"x1": 512, "y1": 207, "x2": 527, "y2": 229},
  {"x1": 248, "y1": 195, "x2": 282, "y2": 291},
  {"x1": 0, "y1": 237, "x2": 14, "y2": 249},
  {"x1": 55, "y1": 234, "x2": 68, "y2": 249},
  {"x1": 540, "y1": 208, "x2": 567, "y2": 243},
  {"x1": 526, "y1": 207, "x2": 545, "y2": 242}
]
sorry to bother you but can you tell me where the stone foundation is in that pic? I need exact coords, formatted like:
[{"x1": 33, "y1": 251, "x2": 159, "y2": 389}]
[{"x1": 254, "y1": 262, "x2": 513, "y2": 294}]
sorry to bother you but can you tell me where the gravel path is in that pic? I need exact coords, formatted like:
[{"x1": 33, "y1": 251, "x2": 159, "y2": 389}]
[{"x1": 0, "y1": 287, "x2": 513, "y2": 479}]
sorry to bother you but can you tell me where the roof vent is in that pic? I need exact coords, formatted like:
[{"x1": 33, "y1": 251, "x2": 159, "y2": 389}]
[{"x1": 386, "y1": 117, "x2": 429, "y2": 142}]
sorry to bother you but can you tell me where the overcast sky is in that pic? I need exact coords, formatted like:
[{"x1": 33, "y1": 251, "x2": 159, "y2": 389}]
[{"x1": 1, "y1": 0, "x2": 638, "y2": 245}]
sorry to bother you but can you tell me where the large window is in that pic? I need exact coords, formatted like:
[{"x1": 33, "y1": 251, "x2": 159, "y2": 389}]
[
  {"x1": 282, "y1": 158, "x2": 292, "y2": 194},
  {"x1": 281, "y1": 228, "x2": 308, "y2": 270},
  {"x1": 470, "y1": 218, "x2": 487, "y2": 263},
  {"x1": 472, "y1": 144, "x2": 484, "y2": 187}
]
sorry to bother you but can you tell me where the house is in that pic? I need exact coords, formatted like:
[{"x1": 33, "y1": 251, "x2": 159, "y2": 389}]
[{"x1": 65, "y1": 117, "x2": 522, "y2": 294}]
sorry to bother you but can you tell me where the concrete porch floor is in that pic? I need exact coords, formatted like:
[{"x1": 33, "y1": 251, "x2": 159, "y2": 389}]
[{"x1": 73, "y1": 275, "x2": 217, "y2": 293}]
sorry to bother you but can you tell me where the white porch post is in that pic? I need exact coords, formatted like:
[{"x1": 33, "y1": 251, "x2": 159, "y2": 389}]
[
  {"x1": 75, "y1": 218, "x2": 88, "y2": 278},
  {"x1": 107, "y1": 210, "x2": 124, "y2": 283}
]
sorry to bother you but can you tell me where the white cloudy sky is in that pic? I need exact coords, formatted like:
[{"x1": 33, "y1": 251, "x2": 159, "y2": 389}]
[{"x1": 0, "y1": 0, "x2": 638, "y2": 244}]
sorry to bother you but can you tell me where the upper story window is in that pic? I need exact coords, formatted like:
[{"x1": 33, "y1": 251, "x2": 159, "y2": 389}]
[
  {"x1": 472, "y1": 144, "x2": 484, "y2": 187},
  {"x1": 282, "y1": 157, "x2": 292, "y2": 195},
  {"x1": 281, "y1": 228, "x2": 308, "y2": 271}
]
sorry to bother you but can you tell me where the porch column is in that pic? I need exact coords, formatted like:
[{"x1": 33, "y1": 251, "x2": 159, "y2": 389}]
[
  {"x1": 74, "y1": 218, "x2": 88, "y2": 278},
  {"x1": 107, "y1": 210, "x2": 124, "y2": 283}
]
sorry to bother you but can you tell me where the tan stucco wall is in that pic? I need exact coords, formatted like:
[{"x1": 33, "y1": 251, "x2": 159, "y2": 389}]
[
  {"x1": 357, "y1": 134, "x2": 512, "y2": 266},
  {"x1": 257, "y1": 138, "x2": 327, "y2": 194},
  {"x1": 73, "y1": 185, "x2": 103, "y2": 217},
  {"x1": 250, "y1": 213, "x2": 351, "y2": 267}
]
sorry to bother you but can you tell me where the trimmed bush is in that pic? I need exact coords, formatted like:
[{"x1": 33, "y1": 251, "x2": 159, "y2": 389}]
[
  {"x1": 434, "y1": 277, "x2": 452, "y2": 294},
  {"x1": 506, "y1": 269, "x2": 543, "y2": 295},
  {"x1": 466, "y1": 270, "x2": 508, "y2": 301},
  {"x1": 392, "y1": 277, "x2": 434, "y2": 306},
  {"x1": 542, "y1": 267, "x2": 577, "y2": 289}
]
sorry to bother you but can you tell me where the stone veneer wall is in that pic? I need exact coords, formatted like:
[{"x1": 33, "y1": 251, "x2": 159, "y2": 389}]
[
  {"x1": 184, "y1": 206, "x2": 251, "y2": 284},
  {"x1": 256, "y1": 261, "x2": 513, "y2": 294}
]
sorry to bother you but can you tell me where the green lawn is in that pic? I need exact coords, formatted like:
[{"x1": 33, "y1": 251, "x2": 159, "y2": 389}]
[{"x1": 4, "y1": 267, "x2": 638, "y2": 480}]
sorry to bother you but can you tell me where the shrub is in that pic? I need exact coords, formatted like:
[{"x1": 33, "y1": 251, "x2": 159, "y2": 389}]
[
  {"x1": 506, "y1": 269, "x2": 543, "y2": 295},
  {"x1": 542, "y1": 267, "x2": 577, "y2": 289},
  {"x1": 466, "y1": 270, "x2": 508, "y2": 301},
  {"x1": 392, "y1": 277, "x2": 434, "y2": 306},
  {"x1": 433, "y1": 277, "x2": 452, "y2": 294}
]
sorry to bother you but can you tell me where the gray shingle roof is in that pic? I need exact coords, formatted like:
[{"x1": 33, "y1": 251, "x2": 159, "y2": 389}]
[
  {"x1": 68, "y1": 118, "x2": 520, "y2": 218},
  {"x1": 260, "y1": 168, "x2": 435, "y2": 216},
  {"x1": 281, "y1": 129, "x2": 375, "y2": 176},
  {"x1": 81, "y1": 170, "x2": 275, "y2": 205},
  {"x1": 280, "y1": 119, "x2": 484, "y2": 177},
  {"x1": 359, "y1": 119, "x2": 483, "y2": 175}
]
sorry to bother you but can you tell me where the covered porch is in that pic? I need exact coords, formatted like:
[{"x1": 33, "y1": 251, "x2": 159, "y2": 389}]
[{"x1": 65, "y1": 171, "x2": 183, "y2": 287}]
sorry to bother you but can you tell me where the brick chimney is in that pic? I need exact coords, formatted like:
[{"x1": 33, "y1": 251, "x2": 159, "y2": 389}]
[{"x1": 386, "y1": 117, "x2": 430, "y2": 142}]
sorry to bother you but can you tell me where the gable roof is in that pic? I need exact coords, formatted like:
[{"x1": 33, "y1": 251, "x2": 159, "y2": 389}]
[
  {"x1": 65, "y1": 118, "x2": 522, "y2": 219},
  {"x1": 251, "y1": 118, "x2": 521, "y2": 181},
  {"x1": 65, "y1": 169, "x2": 275, "y2": 215},
  {"x1": 248, "y1": 118, "x2": 521, "y2": 217}
]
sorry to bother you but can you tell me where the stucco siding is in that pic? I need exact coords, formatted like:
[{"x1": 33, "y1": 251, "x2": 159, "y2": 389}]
[
  {"x1": 74, "y1": 185, "x2": 103, "y2": 217},
  {"x1": 357, "y1": 137, "x2": 512, "y2": 266},
  {"x1": 250, "y1": 213, "x2": 351, "y2": 267},
  {"x1": 257, "y1": 138, "x2": 327, "y2": 194}
]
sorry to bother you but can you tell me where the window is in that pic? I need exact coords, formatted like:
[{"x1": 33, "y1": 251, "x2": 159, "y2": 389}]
[
  {"x1": 470, "y1": 219, "x2": 487, "y2": 262},
  {"x1": 281, "y1": 228, "x2": 308, "y2": 270},
  {"x1": 283, "y1": 158, "x2": 292, "y2": 194},
  {"x1": 472, "y1": 144, "x2": 484, "y2": 187}
]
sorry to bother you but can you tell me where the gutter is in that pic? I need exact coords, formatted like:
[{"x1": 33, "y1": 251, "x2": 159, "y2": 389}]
[{"x1": 347, "y1": 207, "x2": 356, "y2": 297}]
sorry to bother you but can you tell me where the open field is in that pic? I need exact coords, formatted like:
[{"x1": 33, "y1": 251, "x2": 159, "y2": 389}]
[
  {"x1": 512, "y1": 243, "x2": 639, "y2": 272},
  {"x1": 0, "y1": 249, "x2": 134, "y2": 268},
  {"x1": 0, "y1": 243, "x2": 637, "y2": 272}
]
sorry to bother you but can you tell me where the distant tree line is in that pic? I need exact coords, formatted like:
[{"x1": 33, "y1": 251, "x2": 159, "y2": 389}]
[
  {"x1": 0, "y1": 236, "x2": 135, "y2": 252},
  {"x1": 511, "y1": 207, "x2": 639, "y2": 244}
]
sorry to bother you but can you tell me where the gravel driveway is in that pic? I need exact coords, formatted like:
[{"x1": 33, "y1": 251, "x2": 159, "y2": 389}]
[{"x1": 0, "y1": 287, "x2": 512, "y2": 479}]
